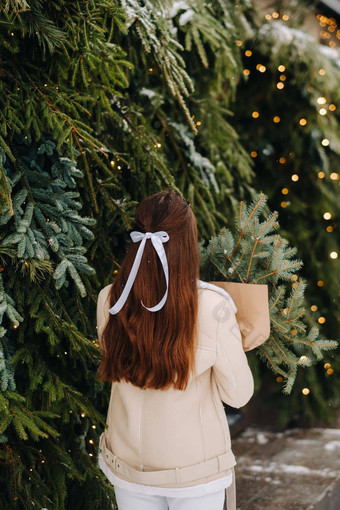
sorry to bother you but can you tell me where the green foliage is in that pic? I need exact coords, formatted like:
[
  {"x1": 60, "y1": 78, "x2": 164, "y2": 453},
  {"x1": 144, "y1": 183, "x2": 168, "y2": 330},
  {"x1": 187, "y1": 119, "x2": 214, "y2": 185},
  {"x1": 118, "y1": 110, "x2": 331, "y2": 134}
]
[
  {"x1": 1, "y1": 0, "x2": 340, "y2": 506},
  {"x1": 1, "y1": 138, "x2": 96, "y2": 296},
  {"x1": 201, "y1": 194, "x2": 338, "y2": 393}
]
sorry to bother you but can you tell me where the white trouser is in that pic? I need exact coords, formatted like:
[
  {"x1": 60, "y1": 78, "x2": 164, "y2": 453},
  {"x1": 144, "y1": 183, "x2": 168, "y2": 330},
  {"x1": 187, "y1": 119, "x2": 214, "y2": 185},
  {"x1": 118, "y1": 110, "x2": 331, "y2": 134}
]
[{"x1": 114, "y1": 486, "x2": 225, "y2": 510}]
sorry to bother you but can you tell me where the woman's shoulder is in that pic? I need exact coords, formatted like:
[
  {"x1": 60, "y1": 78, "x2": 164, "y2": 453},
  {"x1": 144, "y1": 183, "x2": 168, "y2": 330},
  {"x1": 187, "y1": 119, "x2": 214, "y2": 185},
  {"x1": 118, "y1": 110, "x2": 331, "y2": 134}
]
[
  {"x1": 197, "y1": 280, "x2": 237, "y2": 314},
  {"x1": 98, "y1": 283, "x2": 113, "y2": 299}
]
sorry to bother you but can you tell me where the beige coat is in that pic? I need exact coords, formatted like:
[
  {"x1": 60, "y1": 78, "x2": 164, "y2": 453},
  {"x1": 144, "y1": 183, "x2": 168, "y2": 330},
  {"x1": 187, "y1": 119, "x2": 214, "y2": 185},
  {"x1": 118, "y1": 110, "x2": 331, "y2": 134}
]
[{"x1": 97, "y1": 283, "x2": 254, "y2": 488}]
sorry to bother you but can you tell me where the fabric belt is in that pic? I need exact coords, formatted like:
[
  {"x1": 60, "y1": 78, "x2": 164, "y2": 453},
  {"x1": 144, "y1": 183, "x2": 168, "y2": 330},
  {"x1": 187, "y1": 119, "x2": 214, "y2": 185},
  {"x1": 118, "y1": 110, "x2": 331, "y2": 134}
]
[{"x1": 99, "y1": 432, "x2": 237, "y2": 508}]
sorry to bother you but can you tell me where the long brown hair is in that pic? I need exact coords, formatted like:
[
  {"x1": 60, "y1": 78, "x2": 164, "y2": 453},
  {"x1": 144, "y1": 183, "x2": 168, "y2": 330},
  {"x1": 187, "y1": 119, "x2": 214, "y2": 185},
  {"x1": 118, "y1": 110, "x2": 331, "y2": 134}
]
[{"x1": 98, "y1": 190, "x2": 199, "y2": 390}]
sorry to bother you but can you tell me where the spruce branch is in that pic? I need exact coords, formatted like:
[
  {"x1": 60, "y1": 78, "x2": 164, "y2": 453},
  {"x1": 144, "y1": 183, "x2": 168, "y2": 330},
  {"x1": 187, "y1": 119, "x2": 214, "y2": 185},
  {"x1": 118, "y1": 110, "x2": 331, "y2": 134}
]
[{"x1": 201, "y1": 193, "x2": 338, "y2": 393}]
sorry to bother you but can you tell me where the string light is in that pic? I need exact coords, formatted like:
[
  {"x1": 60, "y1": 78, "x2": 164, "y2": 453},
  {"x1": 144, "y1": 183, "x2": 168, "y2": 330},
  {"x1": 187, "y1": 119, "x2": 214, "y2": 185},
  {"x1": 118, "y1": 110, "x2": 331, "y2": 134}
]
[
  {"x1": 318, "y1": 316, "x2": 326, "y2": 324},
  {"x1": 81, "y1": 413, "x2": 85, "y2": 417},
  {"x1": 311, "y1": 305, "x2": 318, "y2": 311},
  {"x1": 279, "y1": 157, "x2": 286, "y2": 164},
  {"x1": 319, "y1": 69, "x2": 326, "y2": 75},
  {"x1": 327, "y1": 368, "x2": 334, "y2": 375},
  {"x1": 243, "y1": 69, "x2": 250, "y2": 76},
  {"x1": 281, "y1": 201, "x2": 287, "y2": 208},
  {"x1": 318, "y1": 171, "x2": 325, "y2": 178},
  {"x1": 276, "y1": 376, "x2": 283, "y2": 382},
  {"x1": 323, "y1": 212, "x2": 332, "y2": 220},
  {"x1": 252, "y1": 111, "x2": 260, "y2": 118},
  {"x1": 148, "y1": 68, "x2": 153, "y2": 72},
  {"x1": 278, "y1": 65, "x2": 285, "y2": 72},
  {"x1": 330, "y1": 251, "x2": 338, "y2": 259},
  {"x1": 329, "y1": 104, "x2": 336, "y2": 111},
  {"x1": 299, "y1": 118, "x2": 307, "y2": 126},
  {"x1": 245, "y1": 50, "x2": 252, "y2": 57},
  {"x1": 321, "y1": 139, "x2": 330, "y2": 146},
  {"x1": 319, "y1": 108, "x2": 327, "y2": 115},
  {"x1": 291, "y1": 174, "x2": 299, "y2": 181},
  {"x1": 302, "y1": 388, "x2": 310, "y2": 395},
  {"x1": 330, "y1": 172, "x2": 339, "y2": 180},
  {"x1": 251, "y1": 151, "x2": 258, "y2": 158},
  {"x1": 273, "y1": 116, "x2": 281, "y2": 123},
  {"x1": 277, "y1": 82, "x2": 284, "y2": 89},
  {"x1": 280, "y1": 74, "x2": 286, "y2": 81},
  {"x1": 110, "y1": 160, "x2": 115, "y2": 166},
  {"x1": 299, "y1": 356, "x2": 309, "y2": 363},
  {"x1": 324, "y1": 362, "x2": 331, "y2": 369},
  {"x1": 272, "y1": 12, "x2": 279, "y2": 19},
  {"x1": 317, "y1": 280, "x2": 324, "y2": 287},
  {"x1": 281, "y1": 188, "x2": 289, "y2": 195},
  {"x1": 327, "y1": 226, "x2": 333, "y2": 232},
  {"x1": 236, "y1": 40, "x2": 243, "y2": 46},
  {"x1": 282, "y1": 15, "x2": 289, "y2": 21},
  {"x1": 265, "y1": 14, "x2": 272, "y2": 20}
]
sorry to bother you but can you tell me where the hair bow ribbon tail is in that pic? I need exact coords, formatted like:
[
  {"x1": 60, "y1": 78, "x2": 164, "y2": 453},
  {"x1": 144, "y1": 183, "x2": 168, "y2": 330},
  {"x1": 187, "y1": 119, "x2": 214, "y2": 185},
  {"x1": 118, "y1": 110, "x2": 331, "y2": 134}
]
[{"x1": 108, "y1": 231, "x2": 169, "y2": 315}]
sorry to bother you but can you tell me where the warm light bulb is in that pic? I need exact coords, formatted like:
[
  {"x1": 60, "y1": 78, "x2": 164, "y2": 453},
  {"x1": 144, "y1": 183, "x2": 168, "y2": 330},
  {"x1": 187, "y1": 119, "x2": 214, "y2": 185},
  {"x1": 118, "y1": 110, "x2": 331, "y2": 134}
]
[
  {"x1": 318, "y1": 171, "x2": 325, "y2": 178},
  {"x1": 245, "y1": 50, "x2": 252, "y2": 57},
  {"x1": 272, "y1": 12, "x2": 279, "y2": 19},
  {"x1": 324, "y1": 362, "x2": 331, "y2": 369},
  {"x1": 277, "y1": 82, "x2": 284, "y2": 89},
  {"x1": 329, "y1": 104, "x2": 336, "y2": 111},
  {"x1": 252, "y1": 111, "x2": 260, "y2": 118},
  {"x1": 317, "y1": 97, "x2": 327, "y2": 104},
  {"x1": 319, "y1": 69, "x2": 326, "y2": 75},
  {"x1": 281, "y1": 188, "x2": 289, "y2": 195},
  {"x1": 251, "y1": 151, "x2": 258, "y2": 158},
  {"x1": 321, "y1": 139, "x2": 330, "y2": 146},
  {"x1": 273, "y1": 116, "x2": 281, "y2": 123},
  {"x1": 317, "y1": 280, "x2": 324, "y2": 287},
  {"x1": 299, "y1": 356, "x2": 309, "y2": 363},
  {"x1": 318, "y1": 316, "x2": 326, "y2": 324},
  {"x1": 299, "y1": 118, "x2": 307, "y2": 126},
  {"x1": 302, "y1": 388, "x2": 310, "y2": 395},
  {"x1": 323, "y1": 212, "x2": 332, "y2": 220},
  {"x1": 330, "y1": 251, "x2": 338, "y2": 259},
  {"x1": 319, "y1": 108, "x2": 327, "y2": 115},
  {"x1": 330, "y1": 172, "x2": 339, "y2": 180},
  {"x1": 311, "y1": 305, "x2": 318, "y2": 311},
  {"x1": 279, "y1": 157, "x2": 286, "y2": 164},
  {"x1": 282, "y1": 14, "x2": 289, "y2": 21},
  {"x1": 291, "y1": 174, "x2": 299, "y2": 181},
  {"x1": 278, "y1": 65, "x2": 285, "y2": 72},
  {"x1": 243, "y1": 69, "x2": 250, "y2": 76}
]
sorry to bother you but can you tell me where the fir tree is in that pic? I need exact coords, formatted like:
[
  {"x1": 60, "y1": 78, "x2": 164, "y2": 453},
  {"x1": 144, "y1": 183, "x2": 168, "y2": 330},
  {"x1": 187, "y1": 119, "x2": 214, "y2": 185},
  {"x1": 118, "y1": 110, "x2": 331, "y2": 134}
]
[{"x1": 1, "y1": 0, "x2": 340, "y2": 507}]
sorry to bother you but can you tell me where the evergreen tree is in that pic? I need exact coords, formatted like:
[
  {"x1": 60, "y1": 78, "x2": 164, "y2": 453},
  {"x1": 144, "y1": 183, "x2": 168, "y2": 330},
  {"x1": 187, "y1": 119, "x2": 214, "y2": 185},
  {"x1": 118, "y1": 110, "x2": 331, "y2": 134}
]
[{"x1": 0, "y1": 0, "x2": 339, "y2": 508}]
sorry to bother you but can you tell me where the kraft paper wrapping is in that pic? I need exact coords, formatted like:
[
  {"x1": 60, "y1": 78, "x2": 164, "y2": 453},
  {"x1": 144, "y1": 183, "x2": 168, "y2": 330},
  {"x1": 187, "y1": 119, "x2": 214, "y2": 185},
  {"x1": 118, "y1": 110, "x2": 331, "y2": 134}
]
[{"x1": 210, "y1": 281, "x2": 270, "y2": 351}]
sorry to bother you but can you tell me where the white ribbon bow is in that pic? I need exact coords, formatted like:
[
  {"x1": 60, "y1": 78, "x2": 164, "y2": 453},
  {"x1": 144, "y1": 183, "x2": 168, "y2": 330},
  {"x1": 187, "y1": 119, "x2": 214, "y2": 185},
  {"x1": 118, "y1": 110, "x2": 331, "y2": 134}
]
[{"x1": 108, "y1": 231, "x2": 170, "y2": 315}]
